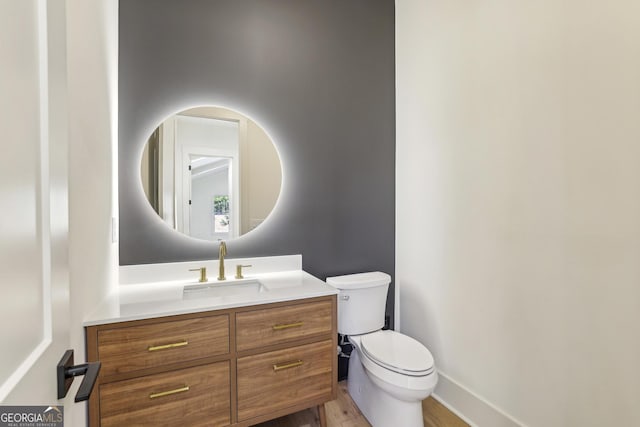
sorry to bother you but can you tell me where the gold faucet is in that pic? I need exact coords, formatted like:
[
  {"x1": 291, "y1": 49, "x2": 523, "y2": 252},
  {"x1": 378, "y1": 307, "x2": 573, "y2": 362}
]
[
  {"x1": 189, "y1": 267, "x2": 208, "y2": 283},
  {"x1": 235, "y1": 264, "x2": 252, "y2": 279},
  {"x1": 218, "y1": 240, "x2": 227, "y2": 280}
]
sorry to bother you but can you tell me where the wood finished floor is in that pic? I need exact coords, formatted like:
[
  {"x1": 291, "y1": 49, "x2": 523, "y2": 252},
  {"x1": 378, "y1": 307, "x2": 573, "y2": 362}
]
[{"x1": 253, "y1": 381, "x2": 469, "y2": 427}]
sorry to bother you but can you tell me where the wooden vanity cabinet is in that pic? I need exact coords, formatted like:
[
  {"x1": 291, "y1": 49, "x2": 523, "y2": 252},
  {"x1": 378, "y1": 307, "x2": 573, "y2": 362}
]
[
  {"x1": 86, "y1": 295, "x2": 337, "y2": 427},
  {"x1": 99, "y1": 362, "x2": 231, "y2": 427},
  {"x1": 237, "y1": 340, "x2": 334, "y2": 422},
  {"x1": 235, "y1": 299, "x2": 333, "y2": 352},
  {"x1": 97, "y1": 314, "x2": 230, "y2": 377}
]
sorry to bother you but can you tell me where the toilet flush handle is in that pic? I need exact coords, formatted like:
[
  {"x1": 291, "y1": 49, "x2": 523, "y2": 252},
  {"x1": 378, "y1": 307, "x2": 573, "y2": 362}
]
[{"x1": 340, "y1": 294, "x2": 350, "y2": 301}]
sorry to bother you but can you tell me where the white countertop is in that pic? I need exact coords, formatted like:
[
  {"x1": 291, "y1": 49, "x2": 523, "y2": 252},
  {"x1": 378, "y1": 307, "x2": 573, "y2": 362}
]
[{"x1": 84, "y1": 269, "x2": 337, "y2": 326}]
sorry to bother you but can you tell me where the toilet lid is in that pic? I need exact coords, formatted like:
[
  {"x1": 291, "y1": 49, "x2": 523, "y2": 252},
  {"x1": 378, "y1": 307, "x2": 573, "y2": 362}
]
[{"x1": 361, "y1": 330, "x2": 434, "y2": 376}]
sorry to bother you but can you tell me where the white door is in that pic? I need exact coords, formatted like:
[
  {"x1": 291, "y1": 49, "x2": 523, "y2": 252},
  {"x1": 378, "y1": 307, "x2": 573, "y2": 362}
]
[{"x1": 0, "y1": 0, "x2": 79, "y2": 421}]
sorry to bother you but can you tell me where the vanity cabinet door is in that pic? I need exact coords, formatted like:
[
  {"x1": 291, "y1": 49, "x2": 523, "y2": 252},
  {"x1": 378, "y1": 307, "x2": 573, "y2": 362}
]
[
  {"x1": 236, "y1": 339, "x2": 334, "y2": 422},
  {"x1": 235, "y1": 299, "x2": 333, "y2": 352},
  {"x1": 97, "y1": 314, "x2": 229, "y2": 377},
  {"x1": 99, "y1": 362, "x2": 231, "y2": 427}
]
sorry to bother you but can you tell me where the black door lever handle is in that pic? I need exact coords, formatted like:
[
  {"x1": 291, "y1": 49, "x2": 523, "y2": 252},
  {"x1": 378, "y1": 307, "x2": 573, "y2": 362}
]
[{"x1": 57, "y1": 350, "x2": 101, "y2": 402}]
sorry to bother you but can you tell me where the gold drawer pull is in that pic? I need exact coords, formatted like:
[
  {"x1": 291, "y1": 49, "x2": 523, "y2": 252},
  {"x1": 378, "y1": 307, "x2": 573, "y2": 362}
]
[
  {"x1": 147, "y1": 340, "x2": 189, "y2": 352},
  {"x1": 149, "y1": 386, "x2": 190, "y2": 399},
  {"x1": 272, "y1": 321, "x2": 304, "y2": 331},
  {"x1": 273, "y1": 360, "x2": 304, "y2": 372}
]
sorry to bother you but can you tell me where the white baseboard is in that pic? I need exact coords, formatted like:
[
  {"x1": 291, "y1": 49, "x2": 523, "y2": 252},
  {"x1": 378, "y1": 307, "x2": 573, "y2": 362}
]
[{"x1": 432, "y1": 371, "x2": 527, "y2": 427}]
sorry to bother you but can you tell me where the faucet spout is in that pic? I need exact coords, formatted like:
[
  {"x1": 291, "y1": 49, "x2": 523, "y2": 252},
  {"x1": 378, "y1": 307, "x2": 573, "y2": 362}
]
[{"x1": 218, "y1": 241, "x2": 227, "y2": 280}]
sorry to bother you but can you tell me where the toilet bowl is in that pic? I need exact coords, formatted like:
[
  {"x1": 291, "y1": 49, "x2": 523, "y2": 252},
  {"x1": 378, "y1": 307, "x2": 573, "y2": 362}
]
[
  {"x1": 326, "y1": 272, "x2": 438, "y2": 427},
  {"x1": 356, "y1": 330, "x2": 437, "y2": 398}
]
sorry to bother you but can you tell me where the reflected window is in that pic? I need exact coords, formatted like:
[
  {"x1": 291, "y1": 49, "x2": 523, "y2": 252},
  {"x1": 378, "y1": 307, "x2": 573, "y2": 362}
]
[{"x1": 213, "y1": 195, "x2": 230, "y2": 233}]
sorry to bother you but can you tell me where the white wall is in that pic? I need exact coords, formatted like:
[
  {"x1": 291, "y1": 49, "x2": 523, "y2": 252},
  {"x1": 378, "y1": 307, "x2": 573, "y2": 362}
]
[
  {"x1": 396, "y1": 1, "x2": 640, "y2": 426},
  {"x1": 245, "y1": 119, "x2": 282, "y2": 233},
  {"x1": 67, "y1": 0, "x2": 118, "y2": 424},
  {"x1": 191, "y1": 167, "x2": 229, "y2": 240}
]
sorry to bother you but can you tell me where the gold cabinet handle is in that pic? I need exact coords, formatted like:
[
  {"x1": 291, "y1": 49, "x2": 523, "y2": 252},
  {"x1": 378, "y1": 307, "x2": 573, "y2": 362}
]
[
  {"x1": 273, "y1": 360, "x2": 304, "y2": 372},
  {"x1": 272, "y1": 321, "x2": 304, "y2": 331},
  {"x1": 147, "y1": 340, "x2": 189, "y2": 352},
  {"x1": 149, "y1": 386, "x2": 190, "y2": 399}
]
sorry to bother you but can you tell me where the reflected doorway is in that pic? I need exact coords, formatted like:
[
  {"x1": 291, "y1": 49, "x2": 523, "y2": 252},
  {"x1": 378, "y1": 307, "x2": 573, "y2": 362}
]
[
  {"x1": 178, "y1": 116, "x2": 240, "y2": 240},
  {"x1": 188, "y1": 155, "x2": 232, "y2": 240}
]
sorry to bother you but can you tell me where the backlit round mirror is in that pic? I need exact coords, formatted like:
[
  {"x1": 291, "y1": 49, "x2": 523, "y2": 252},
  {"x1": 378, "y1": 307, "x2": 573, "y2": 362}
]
[{"x1": 141, "y1": 106, "x2": 282, "y2": 241}]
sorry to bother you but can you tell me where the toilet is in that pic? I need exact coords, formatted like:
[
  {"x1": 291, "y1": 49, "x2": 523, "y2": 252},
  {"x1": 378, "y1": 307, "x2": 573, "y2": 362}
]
[{"x1": 326, "y1": 272, "x2": 438, "y2": 427}]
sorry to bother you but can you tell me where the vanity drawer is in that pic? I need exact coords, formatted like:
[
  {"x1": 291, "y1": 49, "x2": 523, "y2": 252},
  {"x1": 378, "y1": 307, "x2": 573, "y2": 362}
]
[
  {"x1": 99, "y1": 362, "x2": 230, "y2": 427},
  {"x1": 235, "y1": 299, "x2": 333, "y2": 352},
  {"x1": 236, "y1": 339, "x2": 333, "y2": 421},
  {"x1": 97, "y1": 314, "x2": 229, "y2": 377}
]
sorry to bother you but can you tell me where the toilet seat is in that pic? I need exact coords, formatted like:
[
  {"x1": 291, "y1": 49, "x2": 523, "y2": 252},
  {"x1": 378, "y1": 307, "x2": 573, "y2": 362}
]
[{"x1": 360, "y1": 330, "x2": 435, "y2": 377}]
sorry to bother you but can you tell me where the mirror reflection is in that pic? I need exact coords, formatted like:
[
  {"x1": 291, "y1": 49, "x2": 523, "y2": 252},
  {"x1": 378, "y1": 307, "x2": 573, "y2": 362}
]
[{"x1": 141, "y1": 106, "x2": 282, "y2": 241}]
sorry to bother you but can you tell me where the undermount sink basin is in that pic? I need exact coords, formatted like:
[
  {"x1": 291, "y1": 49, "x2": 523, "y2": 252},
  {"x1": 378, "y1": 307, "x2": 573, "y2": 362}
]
[{"x1": 183, "y1": 279, "x2": 267, "y2": 299}]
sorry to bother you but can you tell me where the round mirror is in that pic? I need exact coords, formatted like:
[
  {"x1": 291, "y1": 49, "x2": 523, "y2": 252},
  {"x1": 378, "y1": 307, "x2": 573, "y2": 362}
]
[{"x1": 141, "y1": 106, "x2": 282, "y2": 241}]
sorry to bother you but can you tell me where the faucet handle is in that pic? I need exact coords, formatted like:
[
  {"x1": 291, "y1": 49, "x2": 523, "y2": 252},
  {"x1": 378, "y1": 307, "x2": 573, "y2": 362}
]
[
  {"x1": 189, "y1": 267, "x2": 208, "y2": 283},
  {"x1": 235, "y1": 264, "x2": 252, "y2": 279}
]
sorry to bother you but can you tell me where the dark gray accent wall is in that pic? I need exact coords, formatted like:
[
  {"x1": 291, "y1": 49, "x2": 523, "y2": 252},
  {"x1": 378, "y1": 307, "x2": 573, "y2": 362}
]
[{"x1": 119, "y1": 0, "x2": 395, "y2": 324}]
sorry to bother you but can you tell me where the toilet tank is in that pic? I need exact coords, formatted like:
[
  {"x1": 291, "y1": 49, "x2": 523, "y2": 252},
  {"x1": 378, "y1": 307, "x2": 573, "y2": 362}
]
[{"x1": 325, "y1": 272, "x2": 391, "y2": 336}]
